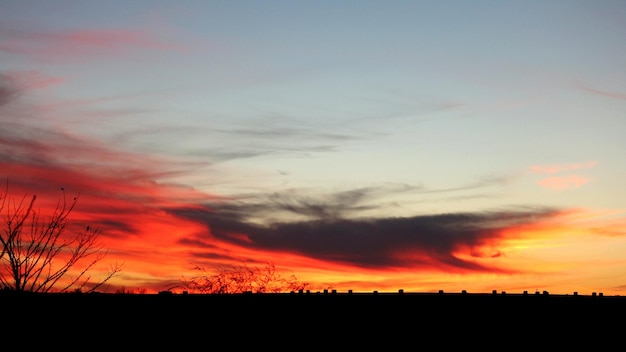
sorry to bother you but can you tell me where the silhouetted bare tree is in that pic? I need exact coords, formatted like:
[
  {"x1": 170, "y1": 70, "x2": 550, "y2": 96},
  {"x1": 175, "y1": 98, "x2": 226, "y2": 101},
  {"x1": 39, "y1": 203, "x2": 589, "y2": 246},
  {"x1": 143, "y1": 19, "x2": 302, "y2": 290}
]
[
  {"x1": 181, "y1": 262, "x2": 310, "y2": 294},
  {"x1": 0, "y1": 183, "x2": 123, "y2": 293}
]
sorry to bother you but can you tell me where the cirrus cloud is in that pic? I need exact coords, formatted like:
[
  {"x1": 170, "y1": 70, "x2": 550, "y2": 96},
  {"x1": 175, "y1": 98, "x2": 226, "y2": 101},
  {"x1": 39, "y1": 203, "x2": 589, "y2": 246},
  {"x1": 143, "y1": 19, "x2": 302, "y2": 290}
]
[
  {"x1": 0, "y1": 26, "x2": 185, "y2": 63},
  {"x1": 529, "y1": 161, "x2": 597, "y2": 191},
  {"x1": 529, "y1": 161, "x2": 598, "y2": 175},
  {"x1": 536, "y1": 175, "x2": 589, "y2": 191},
  {"x1": 5, "y1": 70, "x2": 65, "y2": 90}
]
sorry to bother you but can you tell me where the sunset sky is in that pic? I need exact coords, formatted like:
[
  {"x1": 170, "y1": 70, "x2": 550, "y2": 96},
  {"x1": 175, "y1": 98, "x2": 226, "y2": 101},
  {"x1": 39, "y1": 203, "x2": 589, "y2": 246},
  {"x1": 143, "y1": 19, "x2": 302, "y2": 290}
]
[{"x1": 1, "y1": 0, "x2": 625, "y2": 295}]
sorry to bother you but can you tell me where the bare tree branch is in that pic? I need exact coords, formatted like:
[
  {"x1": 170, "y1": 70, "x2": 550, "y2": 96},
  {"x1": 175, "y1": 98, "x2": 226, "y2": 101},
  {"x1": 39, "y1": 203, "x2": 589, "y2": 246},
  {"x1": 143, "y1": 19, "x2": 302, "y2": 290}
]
[
  {"x1": 180, "y1": 262, "x2": 311, "y2": 294},
  {"x1": 0, "y1": 182, "x2": 124, "y2": 293}
]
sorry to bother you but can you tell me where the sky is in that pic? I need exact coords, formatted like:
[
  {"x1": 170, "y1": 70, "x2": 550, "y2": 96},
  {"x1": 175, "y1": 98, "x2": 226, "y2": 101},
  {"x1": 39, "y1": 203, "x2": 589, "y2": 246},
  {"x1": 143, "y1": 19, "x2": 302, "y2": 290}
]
[{"x1": 1, "y1": 0, "x2": 626, "y2": 295}]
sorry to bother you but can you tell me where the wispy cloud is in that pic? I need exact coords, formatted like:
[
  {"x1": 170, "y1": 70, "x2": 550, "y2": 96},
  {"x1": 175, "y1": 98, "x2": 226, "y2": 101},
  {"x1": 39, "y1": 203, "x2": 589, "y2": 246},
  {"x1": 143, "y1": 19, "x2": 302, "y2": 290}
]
[
  {"x1": 0, "y1": 76, "x2": 228, "y2": 291},
  {"x1": 536, "y1": 175, "x2": 589, "y2": 191},
  {"x1": 0, "y1": 72, "x2": 216, "y2": 232},
  {"x1": 0, "y1": 26, "x2": 185, "y2": 62},
  {"x1": 578, "y1": 83, "x2": 626, "y2": 101},
  {"x1": 529, "y1": 161, "x2": 597, "y2": 191},
  {"x1": 0, "y1": 75, "x2": 14, "y2": 106},
  {"x1": 5, "y1": 70, "x2": 65, "y2": 90},
  {"x1": 529, "y1": 161, "x2": 598, "y2": 175}
]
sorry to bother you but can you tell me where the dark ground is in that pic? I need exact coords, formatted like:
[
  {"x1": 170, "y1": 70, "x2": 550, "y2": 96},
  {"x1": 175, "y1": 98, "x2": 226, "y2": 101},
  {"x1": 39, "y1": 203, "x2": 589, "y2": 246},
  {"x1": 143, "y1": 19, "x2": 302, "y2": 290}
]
[{"x1": 5, "y1": 290, "x2": 625, "y2": 347}]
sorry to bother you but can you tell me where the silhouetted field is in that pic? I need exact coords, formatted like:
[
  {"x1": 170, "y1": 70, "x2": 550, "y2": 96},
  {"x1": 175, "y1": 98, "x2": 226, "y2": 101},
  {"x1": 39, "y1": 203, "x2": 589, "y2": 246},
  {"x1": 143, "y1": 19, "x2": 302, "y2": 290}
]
[
  {"x1": 5, "y1": 290, "x2": 625, "y2": 347},
  {"x1": 7, "y1": 289, "x2": 626, "y2": 318}
]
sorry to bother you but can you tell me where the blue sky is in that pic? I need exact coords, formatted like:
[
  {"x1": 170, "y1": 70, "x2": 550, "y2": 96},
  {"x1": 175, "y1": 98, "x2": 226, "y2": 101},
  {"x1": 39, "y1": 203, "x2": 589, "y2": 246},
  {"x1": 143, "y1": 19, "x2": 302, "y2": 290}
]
[{"x1": 1, "y1": 1, "x2": 626, "y2": 294}]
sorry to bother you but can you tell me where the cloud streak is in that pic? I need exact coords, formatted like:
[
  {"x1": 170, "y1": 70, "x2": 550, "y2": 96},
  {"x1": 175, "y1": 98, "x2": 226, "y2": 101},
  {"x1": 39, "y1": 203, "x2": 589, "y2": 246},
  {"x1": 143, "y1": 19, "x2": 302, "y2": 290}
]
[
  {"x1": 536, "y1": 175, "x2": 589, "y2": 191},
  {"x1": 529, "y1": 161, "x2": 598, "y2": 175},
  {"x1": 529, "y1": 161, "x2": 597, "y2": 191},
  {"x1": 0, "y1": 26, "x2": 184, "y2": 62},
  {"x1": 0, "y1": 71, "x2": 215, "y2": 233},
  {"x1": 578, "y1": 83, "x2": 626, "y2": 101},
  {"x1": 5, "y1": 70, "x2": 65, "y2": 90}
]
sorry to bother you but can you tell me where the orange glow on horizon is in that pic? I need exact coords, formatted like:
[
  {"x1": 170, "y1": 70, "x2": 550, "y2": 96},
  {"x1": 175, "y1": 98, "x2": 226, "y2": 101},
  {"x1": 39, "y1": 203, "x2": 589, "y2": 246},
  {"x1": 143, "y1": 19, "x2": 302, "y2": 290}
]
[{"x1": 4, "y1": 163, "x2": 626, "y2": 296}]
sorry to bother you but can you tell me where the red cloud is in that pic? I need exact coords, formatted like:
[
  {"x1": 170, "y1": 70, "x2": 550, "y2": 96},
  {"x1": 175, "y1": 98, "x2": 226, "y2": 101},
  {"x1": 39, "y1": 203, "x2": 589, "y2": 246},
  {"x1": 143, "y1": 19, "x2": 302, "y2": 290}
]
[
  {"x1": 1, "y1": 80, "x2": 223, "y2": 293},
  {"x1": 0, "y1": 121, "x2": 223, "y2": 294},
  {"x1": 1, "y1": 27, "x2": 185, "y2": 62}
]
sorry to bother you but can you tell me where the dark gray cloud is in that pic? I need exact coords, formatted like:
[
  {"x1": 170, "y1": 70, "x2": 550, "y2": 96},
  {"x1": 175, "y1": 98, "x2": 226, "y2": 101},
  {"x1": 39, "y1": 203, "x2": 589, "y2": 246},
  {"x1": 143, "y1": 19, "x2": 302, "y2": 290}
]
[{"x1": 172, "y1": 189, "x2": 558, "y2": 273}]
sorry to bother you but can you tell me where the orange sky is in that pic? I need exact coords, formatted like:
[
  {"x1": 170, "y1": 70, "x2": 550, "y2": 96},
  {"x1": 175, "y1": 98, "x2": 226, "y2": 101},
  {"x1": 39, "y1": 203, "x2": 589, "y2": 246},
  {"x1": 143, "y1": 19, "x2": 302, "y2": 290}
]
[
  {"x1": 2, "y1": 143, "x2": 625, "y2": 295},
  {"x1": 2, "y1": 69, "x2": 626, "y2": 296}
]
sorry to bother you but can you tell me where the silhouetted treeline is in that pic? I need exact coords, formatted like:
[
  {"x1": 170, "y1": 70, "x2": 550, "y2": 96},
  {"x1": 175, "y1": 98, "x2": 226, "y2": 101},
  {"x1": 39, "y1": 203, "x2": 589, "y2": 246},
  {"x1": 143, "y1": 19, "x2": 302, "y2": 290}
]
[
  {"x1": 6, "y1": 289, "x2": 626, "y2": 316},
  {"x1": 5, "y1": 288, "x2": 625, "y2": 348}
]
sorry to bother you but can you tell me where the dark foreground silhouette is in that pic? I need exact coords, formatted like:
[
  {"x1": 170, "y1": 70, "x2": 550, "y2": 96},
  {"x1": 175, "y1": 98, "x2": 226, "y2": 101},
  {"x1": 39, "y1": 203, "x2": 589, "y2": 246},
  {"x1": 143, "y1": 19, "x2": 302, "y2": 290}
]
[
  {"x1": 5, "y1": 289, "x2": 626, "y2": 347},
  {"x1": 7, "y1": 289, "x2": 626, "y2": 318}
]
